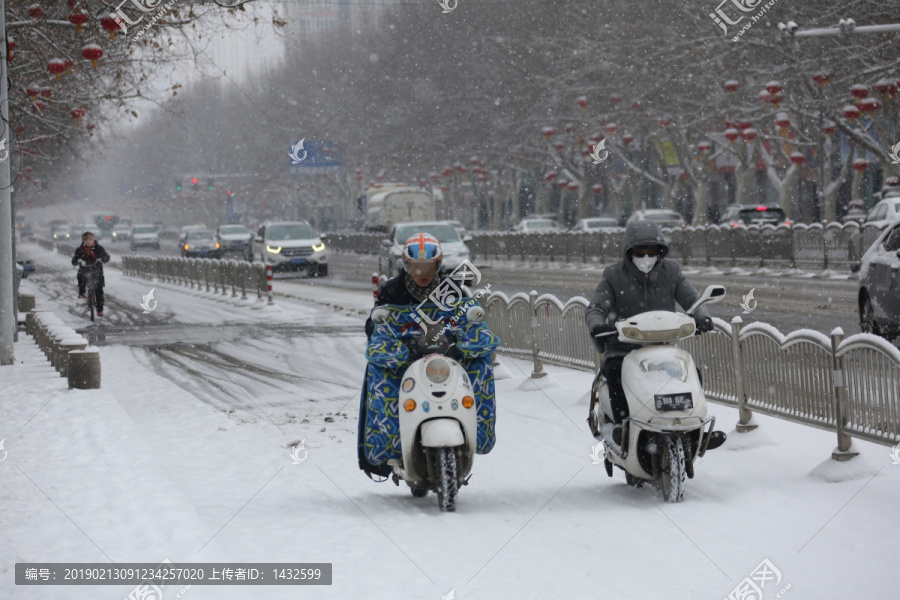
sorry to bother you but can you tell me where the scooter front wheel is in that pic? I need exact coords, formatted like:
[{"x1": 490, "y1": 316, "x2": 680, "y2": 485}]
[
  {"x1": 430, "y1": 447, "x2": 459, "y2": 512},
  {"x1": 658, "y1": 435, "x2": 686, "y2": 503}
]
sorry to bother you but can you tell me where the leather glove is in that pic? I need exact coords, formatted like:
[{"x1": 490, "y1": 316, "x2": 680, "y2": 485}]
[
  {"x1": 694, "y1": 316, "x2": 714, "y2": 333},
  {"x1": 590, "y1": 323, "x2": 617, "y2": 339}
]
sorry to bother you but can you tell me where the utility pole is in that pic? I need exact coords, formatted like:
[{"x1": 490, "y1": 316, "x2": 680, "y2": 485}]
[{"x1": 0, "y1": 0, "x2": 15, "y2": 365}]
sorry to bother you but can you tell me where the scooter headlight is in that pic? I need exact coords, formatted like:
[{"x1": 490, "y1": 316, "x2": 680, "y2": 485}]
[{"x1": 425, "y1": 357, "x2": 451, "y2": 384}]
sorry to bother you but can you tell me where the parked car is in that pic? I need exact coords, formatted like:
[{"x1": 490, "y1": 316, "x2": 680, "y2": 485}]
[
  {"x1": 111, "y1": 224, "x2": 132, "y2": 242},
  {"x1": 130, "y1": 224, "x2": 160, "y2": 250},
  {"x1": 858, "y1": 218, "x2": 900, "y2": 341},
  {"x1": 864, "y1": 196, "x2": 900, "y2": 227},
  {"x1": 720, "y1": 204, "x2": 789, "y2": 227},
  {"x1": 841, "y1": 200, "x2": 868, "y2": 225},
  {"x1": 181, "y1": 230, "x2": 221, "y2": 259},
  {"x1": 512, "y1": 218, "x2": 559, "y2": 233},
  {"x1": 441, "y1": 219, "x2": 470, "y2": 239},
  {"x1": 626, "y1": 209, "x2": 687, "y2": 229},
  {"x1": 379, "y1": 221, "x2": 470, "y2": 278},
  {"x1": 571, "y1": 217, "x2": 620, "y2": 232},
  {"x1": 255, "y1": 221, "x2": 327, "y2": 276},
  {"x1": 216, "y1": 224, "x2": 253, "y2": 260}
]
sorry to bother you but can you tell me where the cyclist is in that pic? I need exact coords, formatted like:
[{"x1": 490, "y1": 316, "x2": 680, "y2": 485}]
[{"x1": 72, "y1": 231, "x2": 111, "y2": 317}]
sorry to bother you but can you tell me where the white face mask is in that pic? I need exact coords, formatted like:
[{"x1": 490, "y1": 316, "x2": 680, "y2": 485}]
[{"x1": 633, "y1": 255, "x2": 658, "y2": 274}]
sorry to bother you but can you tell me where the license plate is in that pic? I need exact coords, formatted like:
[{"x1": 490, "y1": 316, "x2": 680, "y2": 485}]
[
  {"x1": 291, "y1": 258, "x2": 307, "y2": 265},
  {"x1": 654, "y1": 392, "x2": 693, "y2": 412}
]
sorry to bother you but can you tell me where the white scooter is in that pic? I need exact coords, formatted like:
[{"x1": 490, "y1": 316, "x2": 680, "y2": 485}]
[
  {"x1": 589, "y1": 285, "x2": 726, "y2": 502},
  {"x1": 370, "y1": 305, "x2": 485, "y2": 512}
]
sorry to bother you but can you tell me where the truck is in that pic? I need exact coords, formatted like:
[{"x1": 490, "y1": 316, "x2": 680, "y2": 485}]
[{"x1": 364, "y1": 185, "x2": 435, "y2": 232}]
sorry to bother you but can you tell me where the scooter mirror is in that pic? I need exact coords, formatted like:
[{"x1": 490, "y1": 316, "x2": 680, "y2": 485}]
[
  {"x1": 466, "y1": 305, "x2": 486, "y2": 324},
  {"x1": 371, "y1": 307, "x2": 390, "y2": 324},
  {"x1": 687, "y1": 284, "x2": 726, "y2": 315}
]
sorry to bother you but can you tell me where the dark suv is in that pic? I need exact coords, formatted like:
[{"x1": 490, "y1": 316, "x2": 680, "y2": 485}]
[
  {"x1": 721, "y1": 205, "x2": 789, "y2": 227},
  {"x1": 859, "y1": 220, "x2": 900, "y2": 341}
]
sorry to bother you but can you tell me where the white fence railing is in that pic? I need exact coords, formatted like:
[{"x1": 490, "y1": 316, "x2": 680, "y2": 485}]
[
  {"x1": 482, "y1": 290, "x2": 900, "y2": 461},
  {"x1": 329, "y1": 221, "x2": 888, "y2": 271},
  {"x1": 122, "y1": 255, "x2": 270, "y2": 302}
]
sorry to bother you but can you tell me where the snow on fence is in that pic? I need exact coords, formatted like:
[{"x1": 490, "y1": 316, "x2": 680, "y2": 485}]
[
  {"x1": 482, "y1": 290, "x2": 900, "y2": 460},
  {"x1": 121, "y1": 255, "x2": 269, "y2": 303},
  {"x1": 328, "y1": 221, "x2": 888, "y2": 271}
]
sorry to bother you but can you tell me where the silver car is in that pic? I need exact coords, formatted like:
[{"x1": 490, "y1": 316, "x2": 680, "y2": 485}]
[{"x1": 859, "y1": 218, "x2": 900, "y2": 341}]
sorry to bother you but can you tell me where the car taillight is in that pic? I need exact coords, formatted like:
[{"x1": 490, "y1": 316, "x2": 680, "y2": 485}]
[
  {"x1": 756, "y1": 206, "x2": 767, "y2": 211},
  {"x1": 785, "y1": 221, "x2": 792, "y2": 226}
]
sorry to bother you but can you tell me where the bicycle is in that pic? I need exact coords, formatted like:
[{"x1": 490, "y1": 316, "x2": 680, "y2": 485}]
[{"x1": 77, "y1": 261, "x2": 102, "y2": 321}]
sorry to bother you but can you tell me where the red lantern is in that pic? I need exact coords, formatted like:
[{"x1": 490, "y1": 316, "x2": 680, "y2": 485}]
[
  {"x1": 25, "y1": 85, "x2": 40, "y2": 97},
  {"x1": 724, "y1": 119, "x2": 736, "y2": 129},
  {"x1": 544, "y1": 171, "x2": 558, "y2": 182},
  {"x1": 68, "y1": 0, "x2": 77, "y2": 8},
  {"x1": 852, "y1": 158, "x2": 868, "y2": 172},
  {"x1": 875, "y1": 78, "x2": 893, "y2": 96},
  {"x1": 27, "y1": 4, "x2": 44, "y2": 19},
  {"x1": 765, "y1": 81, "x2": 783, "y2": 95},
  {"x1": 631, "y1": 101, "x2": 641, "y2": 111},
  {"x1": 622, "y1": 134, "x2": 634, "y2": 146},
  {"x1": 697, "y1": 141, "x2": 712, "y2": 154},
  {"x1": 100, "y1": 17, "x2": 121, "y2": 39},
  {"x1": 724, "y1": 128, "x2": 740, "y2": 143},
  {"x1": 769, "y1": 92, "x2": 783, "y2": 105},
  {"x1": 822, "y1": 121, "x2": 836, "y2": 136},
  {"x1": 812, "y1": 71, "x2": 832, "y2": 87},
  {"x1": 7, "y1": 37, "x2": 13, "y2": 51},
  {"x1": 576, "y1": 96, "x2": 588, "y2": 109},
  {"x1": 48, "y1": 59, "x2": 66, "y2": 80},
  {"x1": 724, "y1": 80, "x2": 740, "y2": 93},
  {"x1": 588, "y1": 134, "x2": 602, "y2": 144},
  {"x1": 454, "y1": 163, "x2": 465, "y2": 173},
  {"x1": 860, "y1": 97, "x2": 879, "y2": 113},
  {"x1": 540, "y1": 126, "x2": 556, "y2": 139},
  {"x1": 68, "y1": 10, "x2": 89, "y2": 34},
  {"x1": 610, "y1": 94, "x2": 623, "y2": 105},
  {"x1": 790, "y1": 152, "x2": 806, "y2": 165},
  {"x1": 442, "y1": 167, "x2": 453, "y2": 178},
  {"x1": 419, "y1": 179, "x2": 428, "y2": 187},
  {"x1": 32, "y1": 101, "x2": 46, "y2": 114},
  {"x1": 741, "y1": 128, "x2": 758, "y2": 142},
  {"x1": 557, "y1": 179, "x2": 568, "y2": 189},
  {"x1": 657, "y1": 118, "x2": 670, "y2": 128},
  {"x1": 40, "y1": 87, "x2": 52, "y2": 98},
  {"x1": 842, "y1": 105, "x2": 860, "y2": 120},
  {"x1": 554, "y1": 141, "x2": 566, "y2": 151},
  {"x1": 758, "y1": 90, "x2": 771, "y2": 104},
  {"x1": 429, "y1": 172, "x2": 439, "y2": 182},
  {"x1": 469, "y1": 156, "x2": 479, "y2": 166},
  {"x1": 850, "y1": 84, "x2": 869, "y2": 99},
  {"x1": 737, "y1": 121, "x2": 753, "y2": 130},
  {"x1": 71, "y1": 108, "x2": 86, "y2": 125},
  {"x1": 603, "y1": 123, "x2": 618, "y2": 135},
  {"x1": 14, "y1": 126, "x2": 25, "y2": 137},
  {"x1": 567, "y1": 182, "x2": 579, "y2": 191},
  {"x1": 591, "y1": 184, "x2": 603, "y2": 194},
  {"x1": 439, "y1": 185, "x2": 448, "y2": 192},
  {"x1": 82, "y1": 44, "x2": 103, "y2": 68},
  {"x1": 775, "y1": 113, "x2": 791, "y2": 129}
]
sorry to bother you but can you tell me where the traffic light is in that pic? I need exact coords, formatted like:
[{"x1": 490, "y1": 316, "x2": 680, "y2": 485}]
[
  {"x1": 207, "y1": 177, "x2": 214, "y2": 191},
  {"x1": 192, "y1": 177, "x2": 199, "y2": 191},
  {"x1": 226, "y1": 190, "x2": 232, "y2": 197},
  {"x1": 176, "y1": 180, "x2": 182, "y2": 192}
]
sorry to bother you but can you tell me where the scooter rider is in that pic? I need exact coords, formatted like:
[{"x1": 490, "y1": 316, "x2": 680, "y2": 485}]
[
  {"x1": 585, "y1": 221, "x2": 724, "y2": 448},
  {"x1": 359, "y1": 233, "x2": 500, "y2": 478}
]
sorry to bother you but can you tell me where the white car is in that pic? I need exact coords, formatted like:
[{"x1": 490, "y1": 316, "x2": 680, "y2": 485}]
[
  {"x1": 111, "y1": 224, "x2": 131, "y2": 242},
  {"x1": 255, "y1": 221, "x2": 327, "y2": 277},
  {"x1": 130, "y1": 224, "x2": 160, "y2": 250},
  {"x1": 380, "y1": 221, "x2": 471, "y2": 278},
  {"x1": 217, "y1": 224, "x2": 253, "y2": 260},
  {"x1": 441, "y1": 220, "x2": 470, "y2": 240},
  {"x1": 626, "y1": 209, "x2": 686, "y2": 229},
  {"x1": 864, "y1": 196, "x2": 900, "y2": 227},
  {"x1": 179, "y1": 225, "x2": 208, "y2": 243},
  {"x1": 572, "y1": 217, "x2": 620, "y2": 232},
  {"x1": 51, "y1": 226, "x2": 71, "y2": 241},
  {"x1": 512, "y1": 218, "x2": 559, "y2": 233}
]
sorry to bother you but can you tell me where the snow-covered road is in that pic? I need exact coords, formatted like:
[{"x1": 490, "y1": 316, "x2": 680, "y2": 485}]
[{"x1": 2, "y1": 244, "x2": 897, "y2": 599}]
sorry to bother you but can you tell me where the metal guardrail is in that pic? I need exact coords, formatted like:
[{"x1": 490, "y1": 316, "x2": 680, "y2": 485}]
[
  {"x1": 122, "y1": 255, "x2": 269, "y2": 302},
  {"x1": 328, "y1": 222, "x2": 888, "y2": 271},
  {"x1": 482, "y1": 290, "x2": 900, "y2": 460}
]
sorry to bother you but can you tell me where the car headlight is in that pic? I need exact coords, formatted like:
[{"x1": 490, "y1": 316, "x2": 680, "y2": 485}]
[
  {"x1": 312, "y1": 243, "x2": 325, "y2": 252},
  {"x1": 215, "y1": 242, "x2": 220, "y2": 249},
  {"x1": 266, "y1": 245, "x2": 282, "y2": 254},
  {"x1": 184, "y1": 244, "x2": 189, "y2": 250},
  {"x1": 425, "y1": 357, "x2": 451, "y2": 384}
]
